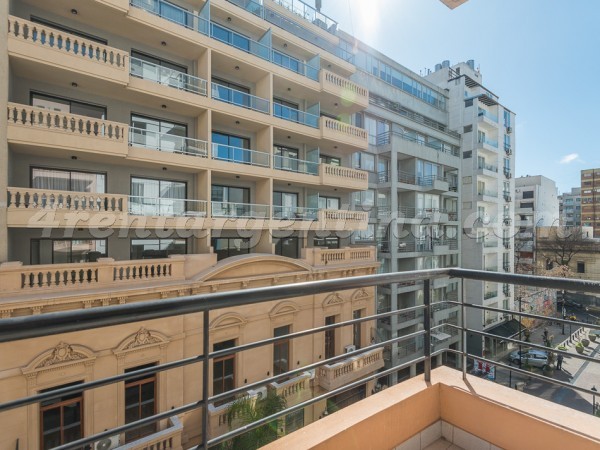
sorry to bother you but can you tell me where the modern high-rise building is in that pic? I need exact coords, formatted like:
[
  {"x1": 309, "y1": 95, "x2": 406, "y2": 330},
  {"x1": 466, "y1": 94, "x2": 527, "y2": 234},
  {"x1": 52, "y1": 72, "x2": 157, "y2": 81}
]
[
  {"x1": 426, "y1": 60, "x2": 516, "y2": 357},
  {"x1": 559, "y1": 187, "x2": 582, "y2": 227},
  {"x1": 514, "y1": 175, "x2": 559, "y2": 274},
  {"x1": 581, "y1": 168, "x2": 600, "y2": 237}
]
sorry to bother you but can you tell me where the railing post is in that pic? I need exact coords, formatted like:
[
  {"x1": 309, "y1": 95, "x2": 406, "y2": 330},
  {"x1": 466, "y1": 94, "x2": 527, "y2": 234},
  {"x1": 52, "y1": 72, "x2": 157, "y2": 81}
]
[
  {"x1": 461, "y1": 279, "x2": 467, "y2": 381},
  {"x1": 202, "y1": 309, "x2": 209, "y2": 450},
  {"x1": 423, "y1": 279, "x2": 431, "y2": 382}
]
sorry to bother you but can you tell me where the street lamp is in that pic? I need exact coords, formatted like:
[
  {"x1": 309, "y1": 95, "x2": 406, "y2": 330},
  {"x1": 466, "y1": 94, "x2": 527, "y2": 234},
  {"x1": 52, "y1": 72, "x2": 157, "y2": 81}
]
[{"x1": 592, "y1": 386, "x2": 597, "y2": 416}]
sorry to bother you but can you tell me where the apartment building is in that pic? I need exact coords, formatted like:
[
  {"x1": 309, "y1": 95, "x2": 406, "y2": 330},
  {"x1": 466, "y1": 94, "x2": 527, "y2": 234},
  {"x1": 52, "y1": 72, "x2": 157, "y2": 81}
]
[
  {"x1": 581, "y1": 168, "x2": 600, "y2": 237},
  {"x1": 559, "y1": 187, "x2": 581, "y2": 227},
  {"x1": 426, "y1": 60, "x2": 516, "y2": 357},
  {"x1": 0, "y1": 0, "x2": 384, "y2": 448}
]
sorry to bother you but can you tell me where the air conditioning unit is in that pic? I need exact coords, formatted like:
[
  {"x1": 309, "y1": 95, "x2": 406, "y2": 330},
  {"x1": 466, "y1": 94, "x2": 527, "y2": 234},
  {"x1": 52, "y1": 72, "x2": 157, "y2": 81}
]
[
  {"x1": 505, "y1": 147, "x2": 513, "y2": 155},
  {"x1": 251, "y1": 386, "x2": 268, "y2": 400},
  {"x1": 95, "y1": 436, "x2": 120, "y2": 450},
  {"x1": 505, "y1": 196, "x2": 512, "y2": 202},
  {"x1": 344, "y1": 345, "x2": 357, "y2": 354},
  {"x1": 507, "y1": 126, "x2": 513, "y2": 134}
]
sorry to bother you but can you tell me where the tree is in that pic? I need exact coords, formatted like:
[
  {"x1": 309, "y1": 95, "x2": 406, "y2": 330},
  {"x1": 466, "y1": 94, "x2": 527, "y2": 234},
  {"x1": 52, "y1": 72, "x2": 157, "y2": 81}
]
[
  {"x1": 221, "y1": 390, "x2": 287, "y2": 450},
  {"x1": 536, "y1": 226, "x2": 588, "y2": 268}
]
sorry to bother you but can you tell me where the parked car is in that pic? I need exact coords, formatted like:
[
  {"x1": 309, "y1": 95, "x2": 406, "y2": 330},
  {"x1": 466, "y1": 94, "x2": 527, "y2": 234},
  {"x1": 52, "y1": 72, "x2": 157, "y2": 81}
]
[{"x1": 509, "y1": 349, "x2": 548, "y2": 368}]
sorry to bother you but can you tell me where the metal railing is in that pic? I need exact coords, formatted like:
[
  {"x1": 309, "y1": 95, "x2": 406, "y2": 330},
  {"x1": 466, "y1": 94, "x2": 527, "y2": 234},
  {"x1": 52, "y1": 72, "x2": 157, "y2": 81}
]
[
  {"x1": 211, "y1": 143, "x2": 270, "y2": 167},
  {"x1": 271, "y1": 0, "x2": 338, "y2": 33},
  {"x1": 376, "y1": 130, "x2": 459, "y2": 157},
  {"x1": 273, "y1": 154, "x2": 319, "y2": 175},
  {"x1": 478, "y1": 137, "x2": 499, "y2": 149},
  {"x1": 129, "y1": 127, "x2": 208, "y2": 157},
  {"x1": 2, "y1": 269, "x2": 600, "y2": 450},
  {"x1": 211, "y1": 82, "x2": 270, "y2": 114},
  {"x1": 272, "y1": 205, "x2": 318, "y2": 220},
  {"x1": 478, "y1": 162, "x2": 498, "y2": 172},
  {"x1": 131, "y1": 0, "x2": 209, "y2": 34},
  {"x1": 130, "y1": 56, "x2": 208, "y2": 96},
  {"x1": 272, "y1": 49, "x2": 319, "y2": 81},
  {"x1": 211, "y1": 201, "x2": 270, "y2": 218},
  {"x1": 478, "y1": 189, "x2": 498, "y2": 198},
  {"x1": 273, "y1": 103, "x2": 319, "y2": 128},
  {"x1": 478, "y1": 108, "x2": 498, "y2": 123},
  {"x1": 210, "y1": 22, "x2": 270, "y2": 61}
]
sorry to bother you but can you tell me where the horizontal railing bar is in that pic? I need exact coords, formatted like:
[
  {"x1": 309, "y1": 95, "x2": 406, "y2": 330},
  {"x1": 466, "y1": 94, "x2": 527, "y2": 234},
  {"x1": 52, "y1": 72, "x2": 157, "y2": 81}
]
[
  {"x1": 0, "y1": 354, "x2": 203, "y2": 413},
  {"x1": 0, "y1": 269, "x2": 449, "y2": 342},
  {"x1": 205, "y1": 354, "x2": 428, "y2": 448},
  {"x1": 209, "y1": 329, "x2": 426, "y2": 405},
  {"x1": 54, "y1": 400, "x2": 204, "y2": 450},
  {"x1": 449, "y1": 268, "x2": 600, "y2": 294}
]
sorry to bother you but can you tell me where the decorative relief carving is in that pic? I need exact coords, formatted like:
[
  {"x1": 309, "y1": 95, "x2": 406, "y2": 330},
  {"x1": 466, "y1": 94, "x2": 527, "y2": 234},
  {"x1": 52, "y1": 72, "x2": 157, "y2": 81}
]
[
  {"x1": 114, "y1": 328, "x2": 169, "y2": 356},
  {"x1": 123, "y1": 328, "x2": 162, "y2": 350},
  {"x1": 323, "y1": 293, "x2": 344, "y2": 307},
  {"x1": 38, "y1": 342, "x2": 87, "y2": 368}
]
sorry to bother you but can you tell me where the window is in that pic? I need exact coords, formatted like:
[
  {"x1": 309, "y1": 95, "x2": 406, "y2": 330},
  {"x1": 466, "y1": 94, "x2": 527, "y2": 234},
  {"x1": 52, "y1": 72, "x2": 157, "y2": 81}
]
[
  {"x1": 31, "y1": 167, "x2": 106, "y2": 193},
  {"x1": 275, "y1": 236, "x2": 300, "y2": 259},
  {"x1": 314, "y1": 236, "x2": 339, "y2": 249},
  {"x1": 577, "y1": 261, "x2": 585, "y2": 273},
  {"x1": 318, "y1": 195, "x2": 340, "y2": 210},
  {"x1": 465, "y1": 99, "x2": 473, "y2": 107},
  {"x1": 320, "y1": 154, "x2": 341, "y2": 166},
  {"x1": 353, "y1": 310, "x2": 363, "y2": 349},
  {"x1": 130, "y1": 50, "x2": 187, "y2": 88},
  {"x1": 325, "y1": 316, "x2": 336, "y2": 359},
  {"x1": 273, "y1": 97, "x2": 302, "y2": 123},
  {"x1": 522, "y1": 191, "x2": 534, "y2": 199},
  {"x1": 213, "y1": 340, "x2": 236, "y2": 399},
  {"x1": 520, "y1": 202, "x2": 534, "y2": 209},
  {"x1": 31, "y1": 16, "x2": 107, "y2": 43},
  {"x1": 273, "y1": 192, "x2": 299, "y2": 218},
  {"x1": 212, "y1": 77, "x2": 252, "y2": 108},
  {"x1": 130, "y1": 177, "x2": 187, "y2": 216},
  {"x1": 40, "y1": 382, "x2": 83, "y2": 450},
  {"x1": 31, "y1": 92, "x2": 106, "y2": 119},
  {"x1": 212, "y1": 131, "x2": 251, "y2": 163},
  {"x1": 125, "y1": 364, "x2": 157, "y2": 442},
  {"x1": 211, "y1": 23, "x2": 250, "y2": 52},
  {"x1": 130, "y1": 238, "x2": 186, "y2": 259},
  {"x1": 31, "y1": 239, "x2": 107, "y2": 265},
  {"x1": 463, "y1": 150, "x2": 472, "y2": 159},
  {"x1": 464, "y1": 125, "x2": 472, "y2": 133},
  {"x1": 130, "y1": 114, "x2": 187, "y2": 152},
  {"x1": 353, "y1": 189, "x2": 375, "y2": 209},
  {"x1": 354, "y1": 224, "x2": 375, "y2": 242},
  {"x1": 274, "y1": 145, "x2": 300, "y2": 171},
  {"x1": 273, "y1": 325, "x2": 290, "y2": 376},
  {"x1": 352, "y1": 152, "x2": 375, "y2": 171},
  {"x1": 504, "y1": 109, "x2": 511, "y2": 128},
  {"x1": 212, "y1": 237, "x2": 251, "y2": 261}
]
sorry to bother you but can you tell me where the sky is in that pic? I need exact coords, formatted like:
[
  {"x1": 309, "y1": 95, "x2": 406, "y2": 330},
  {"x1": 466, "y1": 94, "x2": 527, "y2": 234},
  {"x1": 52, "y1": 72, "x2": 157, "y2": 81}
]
[{"x1": 315, "y1": 0, "x2": 600, "y2": 193}]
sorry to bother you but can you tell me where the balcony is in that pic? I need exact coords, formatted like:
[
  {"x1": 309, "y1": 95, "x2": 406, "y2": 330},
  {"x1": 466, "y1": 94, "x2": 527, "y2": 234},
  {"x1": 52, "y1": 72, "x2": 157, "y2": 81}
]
[
  {"x1": 303, "y1": 246, "x2": 376, "y2": 266},
  {"x1": 7, "y1": 16, "x2": 129, "y2": 86},
  {"x1": 7, "y1": 103, "x2": 128, "y2": 157},
  {"x1": 274, "y1": 154, "x2": 319, "y2": 175},
  {"x1": 478, "y1": 136, "x2": 498, "y2": 151},
  {"x1": 211, "y1": 143, "x2": 270, "y2": 167},
  {"x1": 320, "y1": 69, "x2": 369, "y2": 109},
  {"x1": 319, "y1": 164, "x2": 368, "y2": 190},
  {"x1": 269, "y1": 371, "x2": 313, "y2": 405},
  {"x1": 477, "y1": 161, "x2": 498, "y2": 175},
  {"x1": 211, "y1": 201, "x2": 270, "y2": 219},
  {"x1": 1, "y1": 269, "x2": 599, "y2": 450},
  {"x1": 119, "y1": 416, "x2": 183, "y2": 450},
  {"x1": 270, "y1": 0, "x2": 338, "y2": 33},
  {"x1": 477, "y1": 107, "x2": 498, "y2": 127},
  {"x1": 504, "y1": 143, "x2": 513, "y2": 155},
  {"x1": 129, "y1": 196, "x2": 208, "y2": 217},
  {"x1": 504, "y1": 168, "x2": 513, "y2": 179},
  {"x1": 321, "y1": 117, "x2": 369, "y2": 149},
  {"x1": 272, "y1": 205, "x2": 318, "y2": 221},
  {"x1": 129, "y1": 127, "x2": 208, "y2": 158},
  {"x1": 211, "y1": 82, "x2": 270, "y2": 114},
  {"x1": 477, "y1": 189, "x2": 498, "y2": 202},
  {"x1": 273, "y1": 103, "x2": 319, "y2": 128},
  {"x1": 318, "y1": 348, "x2": 385, "y2": 391},
  {"x1": 483, "y1": 290, "x2": 498, "y2": 300}
]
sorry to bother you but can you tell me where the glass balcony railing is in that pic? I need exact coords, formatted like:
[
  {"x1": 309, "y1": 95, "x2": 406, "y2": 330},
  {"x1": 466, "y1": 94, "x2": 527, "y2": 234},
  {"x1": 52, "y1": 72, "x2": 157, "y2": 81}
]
[
  {"x1": 273, "y1": 103, "x2": 319, "y2": 128},
  {"x1": 478, "y1": 108, "x2": 498, "y2": 123},
  {"x1": 129, "y1": 127, "x2": 208, "y2": 157},
  {"x1": 272, "y1": 0, "x2": 338, "y2": 33},
  {"x1": 478, "y1": 137, "x2": 499, "y2": 149},
  {"x1": 272, "y1": 205, "x2": 318, "y2": 220},
  {"x1": 210, "y1": 22, "x2": 270, "y2": 61},
  {"x1": 130, "y1": 56, "x2": 208, "y2": 96},
  {"x1": 478, "y1": 162, "x2": 498, "y2": 172},
  {"x1": 211, "y1": 143, "x2": 270, "y2": 167},
  {"x1": 271, "y1": 49, "x2": 319, "y2": 81},
  {"x1": 128, "y1": 196, "x2": 207, "y2": 217},
  {"x1": 130, "y1": 0, "x2": 209, "y2": 34},
  {"x1": 211, "y1": 201, "x2": 270, "y2": 218},
  {"x1": 211, "y1": 83, "x2": 270, "y2": 114},
  {"x1": 273, "y1": 155, "x2": 319, "y2": 175},
  {"x1": 478, "y1": 189, "x2": 498, "y2": 198}
]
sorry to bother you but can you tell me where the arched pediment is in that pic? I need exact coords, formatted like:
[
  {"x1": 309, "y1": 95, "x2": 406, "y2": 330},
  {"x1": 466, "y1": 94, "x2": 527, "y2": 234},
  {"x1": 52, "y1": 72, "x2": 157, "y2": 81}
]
[
  {"x1": 23, "y1": 342, "x2": 96, "y2": 374},
  {"x1": 210, "y1": 312, "x2": 247, "y2": 331},
  {"x1": 351, "y1": 288, "x2": 373, "y2": 301},
  {"x1": 269, "y1": 301, "x2": 301, "y2": 319},
  {"x1": 193, "y1": 254, "x2": 313, "y2": 282},
  {"x1": 113, "y1": 328, "x2": 169, "y2": 355},
  {"x1": 322, "y1": 292, "x2": 345, "y2": 308}
]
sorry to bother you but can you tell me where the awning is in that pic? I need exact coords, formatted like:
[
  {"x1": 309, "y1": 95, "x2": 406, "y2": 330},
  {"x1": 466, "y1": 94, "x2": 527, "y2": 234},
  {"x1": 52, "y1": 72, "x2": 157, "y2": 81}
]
[{"x1": 485, "y1": 319, "x2": 523, "y2": 340}]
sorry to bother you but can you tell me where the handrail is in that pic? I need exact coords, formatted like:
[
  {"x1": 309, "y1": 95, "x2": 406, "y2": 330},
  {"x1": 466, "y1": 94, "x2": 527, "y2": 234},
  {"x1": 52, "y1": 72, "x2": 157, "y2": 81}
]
[
  {"x1": 212, "y1": 143, "x2": 270, "y2": 167},
  {"x1": 376, "y1": 130, "x2": 459, "y2": 157},
  {"x1": 274, "y1": 103, "x2": 319, "y2": 128},
  {"x1": 272, "y1": 205, "x2": 318, "y2": 220},
  {"x1": 211, "y1": 201, "x2": 270, "y2": 218},
  {"x1": 211, "y1": 82, "x2": 270, "y2": 114},
  {"x1": 210, "y1": 22, "x2": 270, "y2": 61},
  {"x1": 128, "y1": 196, "x2": 207, "y2": 217},
  {"x1": 272, "y1": 49, "x2": 319, "y2": 81},
  {"x1": 130, "y1": 56, "x2": 208, "y2": 96},
  {"x1": 273, "y1": 154, "x2": 319, "y2": 175}
]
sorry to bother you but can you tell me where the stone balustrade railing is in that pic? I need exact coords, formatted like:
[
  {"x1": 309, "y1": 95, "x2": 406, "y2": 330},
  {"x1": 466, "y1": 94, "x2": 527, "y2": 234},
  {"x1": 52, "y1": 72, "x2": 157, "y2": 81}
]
[
  {"x1": 0, "y1": 256, "x2": 186, "y2": 293},
  {"x1": 7, "y1": 15, "x2": 128, "y2": 70},
  {"x1": 304, "y1": 246, "x2": 376, "y2": 266},
  {"x1": 321, "y1": 69, "x2": 368, "y2": 98},
  {"x1": 322, "y1": 117, "x2": 368, "y2": 141},
  {"x1": 319, "y1": 209, "x2": 369, "y2": 223},
  {"x1": 7, "y1": 187, "x2": 128, "y2": 212},
  {"x1": 269, "y1": 371, "x2": 312, "y2": 402},
  {"x1": 116, "y1": 416, "x2": 182, "y2": 450},
  {"x1": 321, "y1": 164, "x2": 368, "y2": 182},
  {"x1": 318, "y1": 348, "x2": 384, "y2": 391},
  {"x1": 7, "y1": 102, "x2": 128, "y2": 142}
]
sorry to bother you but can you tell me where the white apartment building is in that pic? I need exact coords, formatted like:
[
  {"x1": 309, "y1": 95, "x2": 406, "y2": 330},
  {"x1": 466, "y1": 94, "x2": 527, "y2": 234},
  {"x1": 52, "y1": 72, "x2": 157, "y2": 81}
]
[
  {"x1": 559, "y1": 187, "x2": 581, "y2": 227},
  {"x1": 427, "y1": 60, "x2": 516, "y2": 357}
]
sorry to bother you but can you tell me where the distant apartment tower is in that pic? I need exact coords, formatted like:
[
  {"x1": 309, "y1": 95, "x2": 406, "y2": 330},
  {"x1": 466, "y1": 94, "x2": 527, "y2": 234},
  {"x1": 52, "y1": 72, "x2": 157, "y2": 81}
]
[
  {"x1": 559, "y1": 187, "x2": 581, "y2": 227},
  {"x1": 514, "y1": 175, "x2": 559, "y2": 273},
  {"x1": 426, "y1": 60, "x2": 516, "y2": 357},
  {"x1": 339, "y1": 34, "x2": 462, "y2": 383},
  {"x1": 581, "y1": 169, "x2": 600, "y2": 237}
]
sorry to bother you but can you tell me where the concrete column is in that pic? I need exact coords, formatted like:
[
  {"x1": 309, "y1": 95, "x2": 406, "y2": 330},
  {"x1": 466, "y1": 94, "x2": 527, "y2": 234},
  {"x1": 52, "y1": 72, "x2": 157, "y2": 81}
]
[
  {"x1": 409, "y1": 363, "x2": 417, "y2": 378},
  {"x1": 196, "y1": 48, "x2": 211, "y2": 93},
  {"x1": 255, "y1": 72, "x2": 272, "y2": 108},
  {"x1": 0, "y1": 0, "x2": 9, "y2": 262}
]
